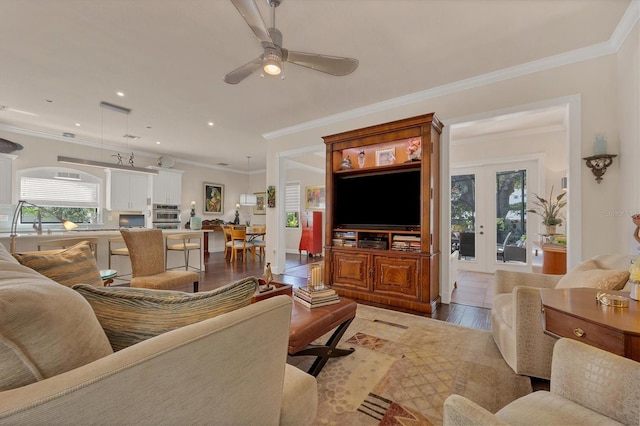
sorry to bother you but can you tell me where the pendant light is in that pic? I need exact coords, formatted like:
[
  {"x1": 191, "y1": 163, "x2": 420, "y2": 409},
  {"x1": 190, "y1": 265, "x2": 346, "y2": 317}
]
[{"x1": 239, "y1": 156, "x2": 257, "y2": 206}]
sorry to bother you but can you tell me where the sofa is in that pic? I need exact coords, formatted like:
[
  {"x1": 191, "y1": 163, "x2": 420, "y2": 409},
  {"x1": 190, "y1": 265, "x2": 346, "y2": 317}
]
[
  {"x1": 443, "y1": 338, "x2": 640, "y2": 425},
  {"x1": 0, "y1": 242, "x2": 317, "y2": 425},
  {"x1": 491, "y1": 253, "x2": 635, "y2": 379}
]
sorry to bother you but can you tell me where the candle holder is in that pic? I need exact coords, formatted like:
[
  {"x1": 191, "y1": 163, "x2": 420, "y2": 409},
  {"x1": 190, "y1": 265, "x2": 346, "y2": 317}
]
[
  {"x1": 307, "y1": 262, "x2": 326, "y2": 291},
  {"x1": 583, "y1": 154, "x2": 616, "y2": 183}
]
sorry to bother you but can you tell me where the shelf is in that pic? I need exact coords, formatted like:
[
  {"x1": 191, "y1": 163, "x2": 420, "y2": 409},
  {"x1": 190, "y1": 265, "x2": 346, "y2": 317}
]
[{"x1": 333, "y1": 159, "x2": 420, "y2": 175}]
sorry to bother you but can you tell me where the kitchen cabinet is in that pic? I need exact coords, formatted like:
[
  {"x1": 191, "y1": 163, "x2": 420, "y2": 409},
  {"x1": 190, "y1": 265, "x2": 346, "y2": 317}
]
[
  {"x1": 0, "y1": 154, "x2": 16, "y2": 205},
  {"x1": 105, "y1": 169, "x2": 149, "y2": 211},
  {"x1": 148, "y1": 167, "x2": 183, "y2": 205},
  {"x1": 323, "y1": 113, "x2": 443, "y2": 313}
]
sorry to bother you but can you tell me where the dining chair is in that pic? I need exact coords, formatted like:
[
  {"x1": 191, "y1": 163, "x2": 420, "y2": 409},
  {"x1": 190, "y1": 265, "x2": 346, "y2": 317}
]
[
  {"x1": 250, "y1": 225, "x2": 266, "y2": 259},
  {"x1": 107, "y1": 236, "x2": 131, "y2": 281},
  {"x1": 165, "y1": 232, "x2": 202, "y2": 272},
  {"x1": 222, "y1": 225, "x2": 233, "y2": 260},
  {"x1": 120, "y1": 228, "x2": 199, "y2": 292},
  {"x1": 229, "y1": 226, "x2": 254, "y2": 263}
]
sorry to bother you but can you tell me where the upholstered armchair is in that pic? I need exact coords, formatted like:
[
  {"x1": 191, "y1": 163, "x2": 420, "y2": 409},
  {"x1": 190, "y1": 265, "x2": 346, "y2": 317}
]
[
  {"x1": 491, "y1": 269, "x2": 559, "y2": 379},
  {"x1": 444, "y1": 338, "x2": 640, "y2": 426},
  {"x1": 491, "y1": 253, "x2": 634, "y2": 380}
]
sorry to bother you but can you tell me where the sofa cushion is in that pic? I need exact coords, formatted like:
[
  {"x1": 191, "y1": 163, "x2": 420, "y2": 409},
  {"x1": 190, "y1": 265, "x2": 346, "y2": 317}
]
[
  {"x1": 13, "y1": 241, "x2": 104, "y2": 287},
  {"x1": 73, "y1": 276, "x2": 259, "y2": 351},
  {"x1": 555, "y1": 259, "x2": 629, "y2": 290},
  {"x1": 0, "y1": 244, "x2": 113, "y2": 392},
  {"x1": 492, "y1": 293, "x2": 513, "y2": 327}
]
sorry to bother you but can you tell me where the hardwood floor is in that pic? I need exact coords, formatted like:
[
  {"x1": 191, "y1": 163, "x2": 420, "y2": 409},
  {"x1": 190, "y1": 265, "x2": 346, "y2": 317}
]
[{"x1": 190, "y1": 252, "x2": 492, "y2": 331}]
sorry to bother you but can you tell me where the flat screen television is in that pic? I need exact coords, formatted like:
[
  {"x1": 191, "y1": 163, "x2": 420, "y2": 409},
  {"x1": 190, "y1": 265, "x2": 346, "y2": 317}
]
[{"x1": 334, "y1": 169, "x2": 421, "y2": 230}]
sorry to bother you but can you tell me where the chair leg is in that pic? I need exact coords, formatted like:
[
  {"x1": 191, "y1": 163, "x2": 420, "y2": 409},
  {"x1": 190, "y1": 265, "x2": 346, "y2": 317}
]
[
  {"x1": 184, "y1": 250, "x2": 189, "y2": 271},
  {"x1": 193, "y1": 281, "x2": 199, "y2": 293}
]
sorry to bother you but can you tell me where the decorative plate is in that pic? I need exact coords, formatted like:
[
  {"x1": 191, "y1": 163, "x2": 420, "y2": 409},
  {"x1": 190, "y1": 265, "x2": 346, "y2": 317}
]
[{"x1": 156, "y1": 155, "x2": 175, "y2": 168}]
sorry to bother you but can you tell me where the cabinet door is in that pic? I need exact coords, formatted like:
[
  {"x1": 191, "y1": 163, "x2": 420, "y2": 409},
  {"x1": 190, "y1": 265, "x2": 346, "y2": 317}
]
[
  {"x1": 373, "y1": 255, "x2": 420, "y2": 298},
  {"x1": 128, "y1": 173, "x2": 149, "y2": 210},
  {"x1": 107, "y1": 171, "x2": 130, "y2": 210},
  {"x1": 0, "y1": 155, "x2": 12, "y2": 205},
  {"x1": 331, "y1": 251, "x2": 370, "y2": 290},
  {"x1": 152, "y1": 170, "x2": 182, "y2": 204},
  {"x1": 106, "y1": 170, "x2": 149, "y2": 211},
  {"x1": 166, "y1": 172, "x2": 181, "y2": 204}
]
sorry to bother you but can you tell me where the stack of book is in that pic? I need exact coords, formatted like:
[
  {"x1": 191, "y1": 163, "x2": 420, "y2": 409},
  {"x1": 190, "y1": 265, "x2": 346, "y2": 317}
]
[
  {"x1": 391, "y1": 235, "x2": 421, "y2": 252},
  {"x1": 293, "y1": 286, "x2": 340, "y2": 308}
]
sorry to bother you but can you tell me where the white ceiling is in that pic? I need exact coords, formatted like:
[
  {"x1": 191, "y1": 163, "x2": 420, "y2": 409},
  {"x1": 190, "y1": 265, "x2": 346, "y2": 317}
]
[{"x1": 0, "y1": 0, "x2": 632, "y2": 172}]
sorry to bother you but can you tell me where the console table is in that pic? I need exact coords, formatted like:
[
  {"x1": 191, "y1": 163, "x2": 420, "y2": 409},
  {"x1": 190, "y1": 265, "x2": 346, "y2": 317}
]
[{"x1": 540, "y1": 287, "x2": 640, "y2": 361}]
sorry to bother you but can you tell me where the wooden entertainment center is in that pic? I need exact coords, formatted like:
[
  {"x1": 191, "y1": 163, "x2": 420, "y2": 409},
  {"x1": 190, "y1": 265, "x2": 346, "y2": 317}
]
[{"x1": 323, "y1": 113, "x2": 443, "y2": 313}]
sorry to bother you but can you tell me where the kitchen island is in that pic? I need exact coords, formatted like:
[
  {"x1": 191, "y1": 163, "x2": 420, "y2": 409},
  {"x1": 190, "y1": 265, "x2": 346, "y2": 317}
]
[{"x1": 0, "y1": 229, "x2": 206, "y2": 279}]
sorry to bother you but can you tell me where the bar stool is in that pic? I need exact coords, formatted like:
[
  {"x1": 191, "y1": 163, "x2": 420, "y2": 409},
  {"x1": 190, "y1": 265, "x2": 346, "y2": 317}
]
[
  {"x1": 165, "y1": 232, "x2": 202, "y2": 272},
  {"x1": 108, "y1": 236, "x2": 130, "y2": 281}
]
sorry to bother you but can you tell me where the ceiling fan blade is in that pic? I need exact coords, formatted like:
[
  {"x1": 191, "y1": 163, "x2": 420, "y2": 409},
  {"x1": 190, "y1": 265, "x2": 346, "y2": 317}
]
[
  {"x1": 223, "y1": 56, "x2": 263, "y2": 84},
  {"x1": 284, "y1": 50, "x2": 358, "y2": 76},
  {"x1": 230, "y1": 0, "x2": 273, "y2": 45}
]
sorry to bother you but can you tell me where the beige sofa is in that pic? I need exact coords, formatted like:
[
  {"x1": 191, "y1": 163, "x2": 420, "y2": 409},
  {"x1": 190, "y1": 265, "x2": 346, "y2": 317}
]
[
  {"x1": 0, "y1": 242, "x2": 317, "y2": 425},
  {"x1": 491, "y1": 253, "x2": 635, "y2": 379},
  {"x1": 444, "y1": 338, "x2": 640, "y2": 425}
]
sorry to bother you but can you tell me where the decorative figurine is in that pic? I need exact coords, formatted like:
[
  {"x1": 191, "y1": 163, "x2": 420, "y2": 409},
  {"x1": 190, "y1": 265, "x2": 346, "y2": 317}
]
[
  {"x1": 129, "y1": 152, "x2": 135, "y2": 167},
  {"x1": 357, "y1": 151, "x2": 365, "y2": 168},
  {"x1": 340, "y1": 156, "x2": 353, "y2": 170},
  {"x1": 259, "y1": 262, "x2": 274, "y2": 292},
  {"x1": 112, "y1": 153, "x2": 124, "y2": 165}
]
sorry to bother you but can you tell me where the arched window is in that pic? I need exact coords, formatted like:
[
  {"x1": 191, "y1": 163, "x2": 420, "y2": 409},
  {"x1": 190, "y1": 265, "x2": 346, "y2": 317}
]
[{"x1": 17, "y1": 167, "x2": 102, "y2": 225}]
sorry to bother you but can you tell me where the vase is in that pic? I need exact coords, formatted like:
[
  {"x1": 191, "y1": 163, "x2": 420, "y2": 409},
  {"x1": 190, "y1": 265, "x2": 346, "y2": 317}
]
[
  {"x1": 189, "y1": 216, "x2": 202, "y2": 230},
  {"x1": 546, "y1": 225, "x2": 556, "y2": 235},
  {"x1": 630, "y1": 281, "x2": 640, "y2": 301}
]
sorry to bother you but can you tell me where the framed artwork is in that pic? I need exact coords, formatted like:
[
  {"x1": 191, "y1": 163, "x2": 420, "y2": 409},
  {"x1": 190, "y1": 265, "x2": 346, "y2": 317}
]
[
  {"x1": 375, "y1": 147, "x2": 396, "y2": 166},
  {"x1": 253, "y1": 192, "x2": 266, "y2": 215},
  {"x1": 267, "y1": 185, "x2": 276, "y2": 208},
  {"x1": 305, "y1": 185, "x2": 326, "y2": 209},
  {"x1": 204, "y1": 183, "x2": 224, "y2": 214}
]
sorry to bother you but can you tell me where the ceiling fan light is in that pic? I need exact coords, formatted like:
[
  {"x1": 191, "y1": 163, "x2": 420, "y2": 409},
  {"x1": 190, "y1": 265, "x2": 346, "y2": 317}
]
[
  {"x1": 263, "y1": 50, "x2": 282, "y2": 75},
  {"x1": 240, "y1": 193, "x2": 257, "y2": 206}
]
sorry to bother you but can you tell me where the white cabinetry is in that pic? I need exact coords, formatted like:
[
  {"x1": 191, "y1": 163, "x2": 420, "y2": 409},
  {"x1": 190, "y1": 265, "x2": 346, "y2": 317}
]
[
  {"x1": 149, "y1": 167, "x2": 183, "y2": 205},
  {"x1": 105, "y1": 169, "x2": 149, "y2": 211},
  {"x1": 0, "y1": 154, "x2": 16, "y2": 205}
]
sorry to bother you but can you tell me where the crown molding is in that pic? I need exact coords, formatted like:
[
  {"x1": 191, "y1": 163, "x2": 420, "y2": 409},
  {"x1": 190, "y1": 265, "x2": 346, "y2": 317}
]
[
  {"x1": 452, "y1": 124, "x2": 567, "y2": 146},
  {"x1": 264, "y1": 2, "x2": 639, "y2": 141}
]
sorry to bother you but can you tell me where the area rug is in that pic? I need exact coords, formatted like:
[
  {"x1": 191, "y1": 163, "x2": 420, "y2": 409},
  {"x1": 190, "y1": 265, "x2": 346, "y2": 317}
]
[{"x1": 288, "y1": 304, "x2": 532, "y2": 425}]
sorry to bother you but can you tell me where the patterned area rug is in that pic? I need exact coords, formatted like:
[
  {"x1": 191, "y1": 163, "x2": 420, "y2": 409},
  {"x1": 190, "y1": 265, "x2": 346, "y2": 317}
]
[{"x1": 288, "y1": 304, "x2": 532, "y2": 425}]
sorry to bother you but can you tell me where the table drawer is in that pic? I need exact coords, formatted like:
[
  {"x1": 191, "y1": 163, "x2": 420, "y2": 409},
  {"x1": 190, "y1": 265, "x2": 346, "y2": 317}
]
[{"x1": 544, "y1": 308, "x2": 625, "y2": 356}]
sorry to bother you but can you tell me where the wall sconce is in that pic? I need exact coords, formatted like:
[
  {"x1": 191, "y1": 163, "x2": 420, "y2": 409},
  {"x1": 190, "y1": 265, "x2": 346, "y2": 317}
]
[
  {"x1": 10, "y1": 200, "x2": 78, "y2": 253},
  {"x1": 582, "y1": 154, "x2": 617, "y2": 183}
]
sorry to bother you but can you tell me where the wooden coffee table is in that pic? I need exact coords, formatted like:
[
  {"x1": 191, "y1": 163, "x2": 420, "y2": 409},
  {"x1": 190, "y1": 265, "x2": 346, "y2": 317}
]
[
  {"x1": 288, "y1": 297, "x2": 357, "y2": 377},
  {"x1": 540, "y1": 287, "x2": 640, "y2": 361}
]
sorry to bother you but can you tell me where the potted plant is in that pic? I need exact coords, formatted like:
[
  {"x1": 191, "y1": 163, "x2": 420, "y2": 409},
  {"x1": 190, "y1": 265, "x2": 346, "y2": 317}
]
[{"x1": 527, "y1": 186, "x2": 566, "y2": 234}]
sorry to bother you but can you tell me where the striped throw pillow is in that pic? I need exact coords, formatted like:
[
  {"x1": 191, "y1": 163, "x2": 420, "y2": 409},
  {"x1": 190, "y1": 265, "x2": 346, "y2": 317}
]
[
  {"x1": 73, "y1": 277, "x2": 258, "y2": 351},
  {"x1": 13, "y1": 241, "x2": 103, "y2": 287}
]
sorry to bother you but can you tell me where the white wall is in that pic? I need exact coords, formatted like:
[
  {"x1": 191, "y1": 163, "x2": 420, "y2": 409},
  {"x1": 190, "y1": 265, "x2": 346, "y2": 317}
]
[{"x1": 265, "y1": 38, "x2": 638, "y2": 274}]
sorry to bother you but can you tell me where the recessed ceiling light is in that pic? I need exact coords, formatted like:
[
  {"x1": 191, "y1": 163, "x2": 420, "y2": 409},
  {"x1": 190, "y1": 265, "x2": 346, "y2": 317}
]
[
  {"x1": 116, "y1": 91, "x2": 125, "y2": 97},
  {"x1": 208, "y1": 122, "x2": 215, "y2": 127},
  {"x1": 156, "y1": 141, "x2": 161, "y2": 145},
  {"x1": 217, "y1": 162, "x2": 229, "y2": 166},
  {"x1": 75, "y1": 123, "x2": 81, "y2": 127}
]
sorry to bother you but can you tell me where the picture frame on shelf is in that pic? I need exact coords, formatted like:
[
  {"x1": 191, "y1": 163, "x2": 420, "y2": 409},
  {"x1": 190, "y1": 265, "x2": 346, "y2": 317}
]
[
  {"x1": 267, "y1": 185, "x2": 276, "y2": 208},
  {"x1": 305, "y1": 185, "x2": 326, "y2": 209},
  {"x1": 253, "y1": 192, "x2": 266, "y2": 215},
  {"x1": 375, "y1": 147, "x2": 396, "y2": 166},
  {"x1": 204, "y1": 183, "x2": 224, "y2": 214}
]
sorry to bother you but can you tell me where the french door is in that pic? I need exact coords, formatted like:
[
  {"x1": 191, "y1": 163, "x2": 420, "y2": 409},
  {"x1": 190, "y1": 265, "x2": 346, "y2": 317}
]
[{"x1": 451, "y1": 160, "x2": 539, "y2": 273}]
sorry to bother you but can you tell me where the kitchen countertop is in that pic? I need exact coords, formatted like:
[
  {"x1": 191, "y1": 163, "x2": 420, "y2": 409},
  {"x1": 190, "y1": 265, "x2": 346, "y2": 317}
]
[{"x1": 0, "y1": 228, "x2": 202, "y2": 239}]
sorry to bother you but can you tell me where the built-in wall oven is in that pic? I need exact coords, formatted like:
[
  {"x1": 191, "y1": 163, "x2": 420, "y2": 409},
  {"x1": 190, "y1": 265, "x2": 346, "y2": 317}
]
[{"x1": 152, "y1": 204, "x2": 181, "y2": 229}]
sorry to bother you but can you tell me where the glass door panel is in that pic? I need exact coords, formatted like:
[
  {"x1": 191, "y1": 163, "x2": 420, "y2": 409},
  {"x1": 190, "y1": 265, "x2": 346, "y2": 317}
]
[
  {"x1": 496, "y1": 169, "x2": 527, "y2": 264},
  {"x1": 451, "y1": 173, "x2": 476, "y2": 261}
]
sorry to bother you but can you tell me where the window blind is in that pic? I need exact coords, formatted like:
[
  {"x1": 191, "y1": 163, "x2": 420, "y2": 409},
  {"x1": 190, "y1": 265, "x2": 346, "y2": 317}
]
[{"x1": 20, "y1": 177, "x2": 99, "y2": 207}]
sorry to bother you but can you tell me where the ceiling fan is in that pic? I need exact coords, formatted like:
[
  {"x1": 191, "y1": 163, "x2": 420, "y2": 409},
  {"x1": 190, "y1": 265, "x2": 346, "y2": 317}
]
[{"x1": 224, "y1": 0, "x2": 358, "y2": 84}]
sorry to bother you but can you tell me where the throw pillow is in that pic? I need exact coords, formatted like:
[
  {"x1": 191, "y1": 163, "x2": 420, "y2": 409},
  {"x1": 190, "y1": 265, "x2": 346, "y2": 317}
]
[
  {"x1": 556, "y1": 259, "x2": 630, "y2": 290},
  {"x1": 73, "y1": 276, "x2": 259, "y2": 351},
  {"x1": 0, "y1": 243, "x2": 113, "y2": 392},
  {"x1": 13, "y1": 241, "x2": 104, "y2": 287}
]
